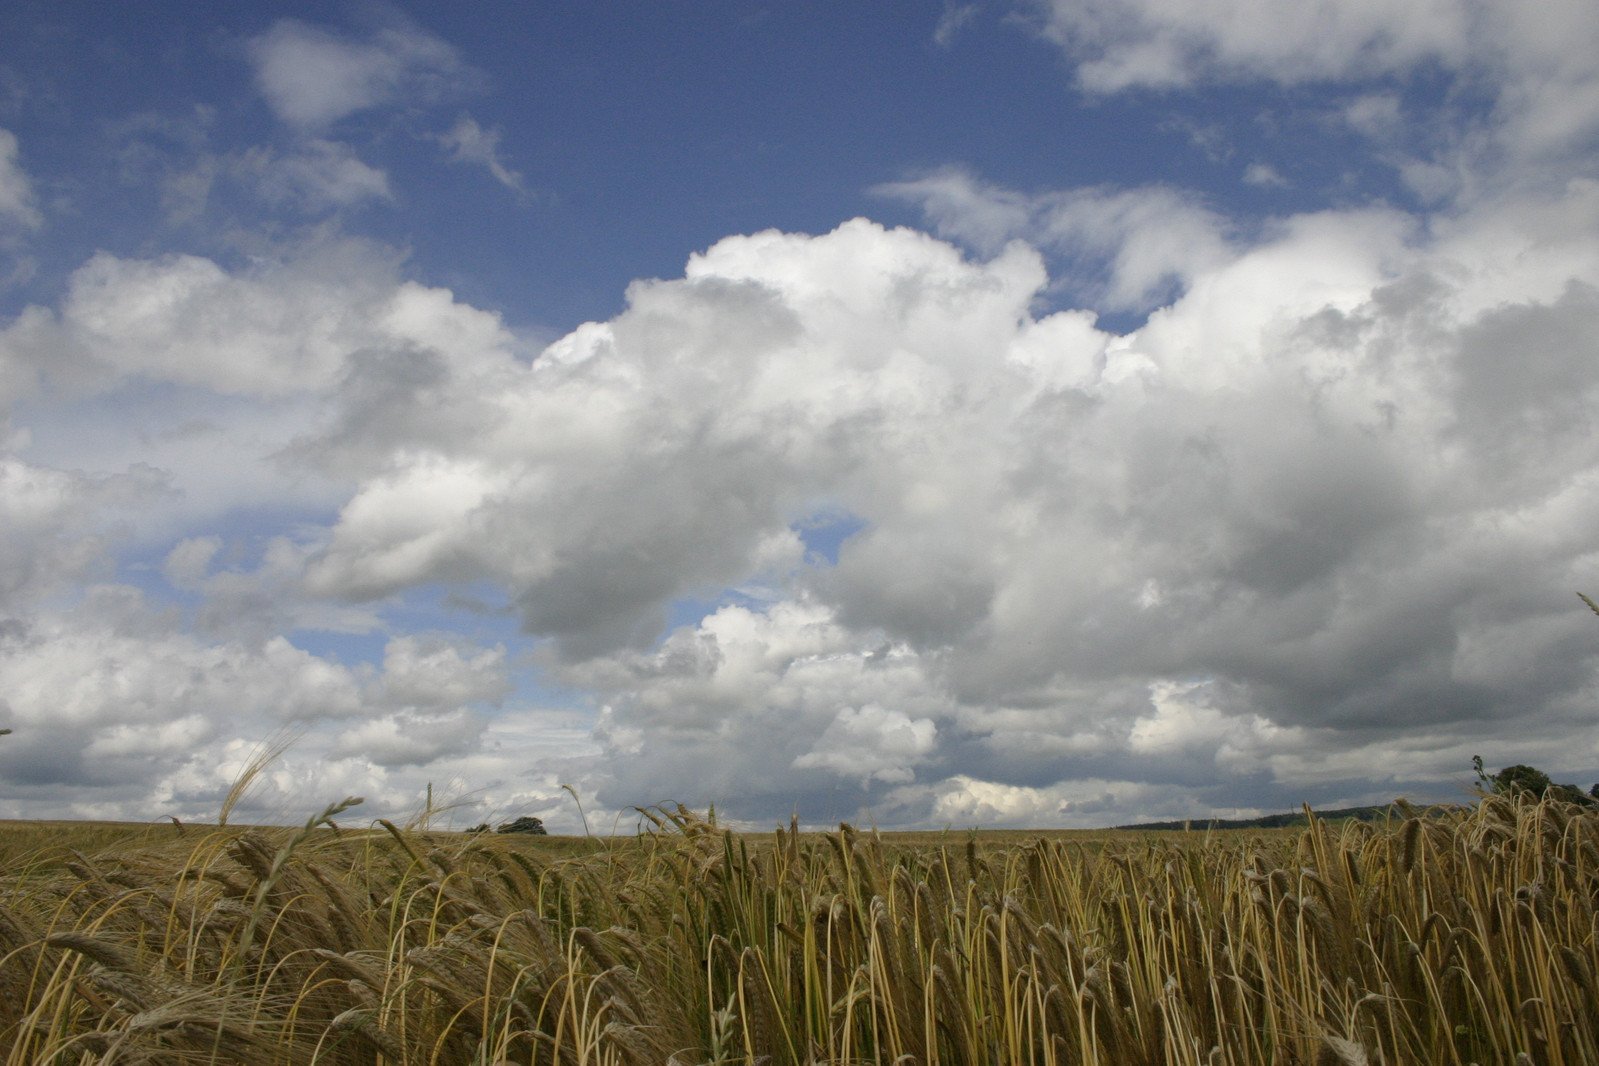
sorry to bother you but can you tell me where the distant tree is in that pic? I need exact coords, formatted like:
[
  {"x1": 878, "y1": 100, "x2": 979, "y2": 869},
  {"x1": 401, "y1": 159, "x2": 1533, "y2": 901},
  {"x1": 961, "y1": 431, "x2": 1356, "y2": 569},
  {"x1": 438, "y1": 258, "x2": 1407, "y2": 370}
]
[
  {"x1": 1552, "y1": 781, "x2": 1594, "y2": 804},
  {"x1": 1493, "y1": 763, "x2": 1553, "y2": 797},
  {"x1": 466, "y1": 823, "x2": 490, "y2": 834},
  {"x1": 1560, "y1": 779, "x2": 1599, "y2": 805},
  {"x1": 496, "y1": 816, "x2": 547, "y2": 835},
  {"x1": 1474, "y1": 756, "x2": 1594, "y2": 804}
]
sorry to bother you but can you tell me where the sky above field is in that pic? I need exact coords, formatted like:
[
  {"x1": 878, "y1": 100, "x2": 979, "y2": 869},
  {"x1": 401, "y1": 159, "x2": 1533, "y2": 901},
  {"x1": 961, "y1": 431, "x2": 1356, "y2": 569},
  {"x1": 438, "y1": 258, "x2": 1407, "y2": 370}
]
[{"x1": 2, "y1": 1, "x2": 1599, "y2": 830}]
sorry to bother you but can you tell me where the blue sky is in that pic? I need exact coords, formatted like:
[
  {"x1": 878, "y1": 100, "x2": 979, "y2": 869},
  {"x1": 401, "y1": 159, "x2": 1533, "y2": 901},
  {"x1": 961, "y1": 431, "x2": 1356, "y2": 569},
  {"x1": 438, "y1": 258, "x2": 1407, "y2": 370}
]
[
  {"x1": 2, "y1": 2, "x2": 1413, "y2": 327},
  {"x1": 2, "y1": 1, "x2": 1599, "y2": 829}
]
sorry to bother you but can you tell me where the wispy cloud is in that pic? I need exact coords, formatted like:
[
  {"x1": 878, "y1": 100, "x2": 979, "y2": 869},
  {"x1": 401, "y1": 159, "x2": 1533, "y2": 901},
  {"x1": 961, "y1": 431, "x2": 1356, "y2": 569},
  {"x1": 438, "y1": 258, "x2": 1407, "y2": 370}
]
[
  {"x1": 248, "y1": 18, "x2": 473, "y2": 128},
  {"x1": 1242, "y1": 162, "x2": 1289, "y2": 188},
  {"x1": 242, "y1": 140, "x2": 392, "y2": 210},
  {"x1": 0, "y1": 129, "x2": 41, "y2": 228},
  {"x1": 437, "y1": 115, "x2": 526, "y2": 196},
  {"x1": 934, "y1": 2, "x2": 980, "y2": 49},
  {"x1": 878, "y1": 166, "x2": 1233, "y2": 312},
  {"x1": 1027, "y1": 0, "x2": 1599, "y2": 179}
]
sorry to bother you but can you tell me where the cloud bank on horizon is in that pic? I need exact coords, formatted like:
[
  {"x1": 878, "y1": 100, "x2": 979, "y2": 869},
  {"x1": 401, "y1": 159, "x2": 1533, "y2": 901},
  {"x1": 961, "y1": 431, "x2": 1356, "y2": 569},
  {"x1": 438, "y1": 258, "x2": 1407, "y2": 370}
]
[{"x1": 1, "y1": 1, "x2": 1598, "y2": 830}]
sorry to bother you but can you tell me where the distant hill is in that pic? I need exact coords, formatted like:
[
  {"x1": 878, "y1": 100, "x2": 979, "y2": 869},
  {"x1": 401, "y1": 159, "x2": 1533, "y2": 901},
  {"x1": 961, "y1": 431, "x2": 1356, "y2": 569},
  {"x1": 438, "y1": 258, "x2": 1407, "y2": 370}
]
[{"x1": 1114, "y1": 802, "x2": 1457, "y2": 831}]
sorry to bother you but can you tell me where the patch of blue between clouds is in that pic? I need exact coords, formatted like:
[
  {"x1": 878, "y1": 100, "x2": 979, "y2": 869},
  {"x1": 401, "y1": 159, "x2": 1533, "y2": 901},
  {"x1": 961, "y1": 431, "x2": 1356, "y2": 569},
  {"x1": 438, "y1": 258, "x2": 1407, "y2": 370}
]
[
  {"x1": 661, "y1": 511, "x2": 868, "y2": 634},
  {"x1": 113, "y1": 505, "x2": 339, "y2": 608},
  {"x1": 663, "y1": 589, "x2": 764, "y2": 634},
  {"x1": 373, "y1": 582, "x2": 521, "y2": 645},
  {"x1": 288, "y1": 582, "x2": 592, "y2": 714},
  {"x1": 285, "y1": 629, "x2": 390, "y2": 671},
  {"x1": 285, "y1": 582, "x2": 515, "y2": 672},
  {"x1": 797, "y1": 510, "x2": 867, "y2": 565}
]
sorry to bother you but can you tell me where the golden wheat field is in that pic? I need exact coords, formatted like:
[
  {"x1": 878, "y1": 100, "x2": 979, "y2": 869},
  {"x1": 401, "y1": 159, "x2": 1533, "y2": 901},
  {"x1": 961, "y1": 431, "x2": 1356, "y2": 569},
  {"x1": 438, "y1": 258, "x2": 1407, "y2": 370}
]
[{"x1": 0, "y1": 796, "x2": 1595, "y2": 1064}]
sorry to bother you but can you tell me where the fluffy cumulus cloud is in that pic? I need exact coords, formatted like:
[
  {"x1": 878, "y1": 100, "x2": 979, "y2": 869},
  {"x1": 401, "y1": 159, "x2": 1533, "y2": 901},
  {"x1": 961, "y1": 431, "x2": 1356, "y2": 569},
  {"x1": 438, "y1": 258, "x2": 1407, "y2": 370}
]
[
  {"x1": 565, "y1": 599, "x2": 957, "y2": 812},
  {"x1": 303, "y1": 222, "x2": 1053, "y2": 656},
  {"x1": 0, "y1": 582, "x2": 519, "y2": 820},
  {"x1": 0, "y1": 457, "x2": 168, "y2": 610},
  {"x1": 0, "y1": 238, "x2": 515, "y2": 399},
  {"x1": 6, "y1": 183, "x2": 1599, "y2": 826},
  {"x1": 0, "y1": 586, "x2": 355, "y2": 795},
  {"x1": 793, "y1": 704, "x2": 938, "y2": 784},
  {"x1": 0, "y1": 236, "x2": 539, "y2": 824},
  {"x1": 284, "y1": 188, "x2": 1599, "y2": 825}
]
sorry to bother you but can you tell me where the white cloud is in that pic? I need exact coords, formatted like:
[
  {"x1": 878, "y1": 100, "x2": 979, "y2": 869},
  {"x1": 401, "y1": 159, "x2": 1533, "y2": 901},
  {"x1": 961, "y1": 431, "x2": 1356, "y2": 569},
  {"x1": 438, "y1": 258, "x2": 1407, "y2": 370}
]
[
  {"x1": 0, "y1": 456, "x2": 169, "y2": 611},
  {"x1": 934, "y1": 3, "x2": 980, "y2": 49},
  {"x1": 7, "y1": 150, "x2": 1599, "y2": 826},
  {"x1": 242, "y1": 140, "x2": 392, "y2": 210},
  {"x1": 0, "y1": 587, "x2": 365, "y2": 810},
  {"x1": 248, "y1": 19, "x2": 469, "y2": 128},
  {"x1": 1127, "y1": 680, "x2": 1302, "y2": 775},
  {"x1": 878, "y1": 168, "x2": 1232, "y2": 311},
  {"x1": 437, "y1": 115, "x2": 525, "y2": 194},
  {"x1": 0, "y1": 238, "x2": 514, "y2": 399},
  {"x1": 792, "y1": 703, "x2": 937, "y2": 784},
  {"x1": 8, "y1": 187, "x2": 1542, "y2": 824},
  {"x1": 918, "y1": 775, "x2": 1188, "y2": 828},
  {"x1": 303, "y1": 455, "x2": 501, "y2": 597},
  {"x1": 0, "y1": 235, "x2": 528, "y2": 620},
  {"x1": 2, "y1": 246, "x2": 381, "y2": 397},
  {"x1": 1343, "y1": 93, "x2": 1405, "y2": 141},
  {"x1": 518, "y1": 193, "x2": 1594, "y2": 821},
  {"x1": 0, "y1": 591, "x2": 365, "y2": 733},
  {"x1": 329, "y1": 708, "x2": 486, "y2": 767},
  {"x1": 0, "y1": 588, "x2": 529, "y2": 820},
  {"x1": 378, "y1": 635, "x2": 510, "y2": 709},
  {"x1": 108, "y1": 109, "x2": 392, "y2": 223},
  {"x1": 0, "y1": 129, "x2": 41, "y2": 228},
  {"x1": 1029, "y1": 0, "x2": 1471, "y2": 92},
  {"x1": 302, "y1": 220, "x2": 1054, "y2": 659},
  {"x1": 1488, "y1": 0, "x2": 1599, "y2": 160},
  {"x1": 1242, "y1": 162, "x2": 1288, "y2": 188},
  {"x1": 162, "y1": 536, "x2": 222, "y2": 590},
  {"x1": 1027, "y1": 0, "x2": 1599, "y2": 182},
  {"x1": 559, "y1": 599, "x2": 957, "y2": 809}
]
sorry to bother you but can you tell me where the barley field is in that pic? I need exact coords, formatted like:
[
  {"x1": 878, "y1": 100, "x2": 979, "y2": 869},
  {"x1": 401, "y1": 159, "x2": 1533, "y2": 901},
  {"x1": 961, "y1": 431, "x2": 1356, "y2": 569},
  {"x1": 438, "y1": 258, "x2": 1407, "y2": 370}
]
[{"x1": 1, "y1": 795, "x2": 1595, "y2": 1064}]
